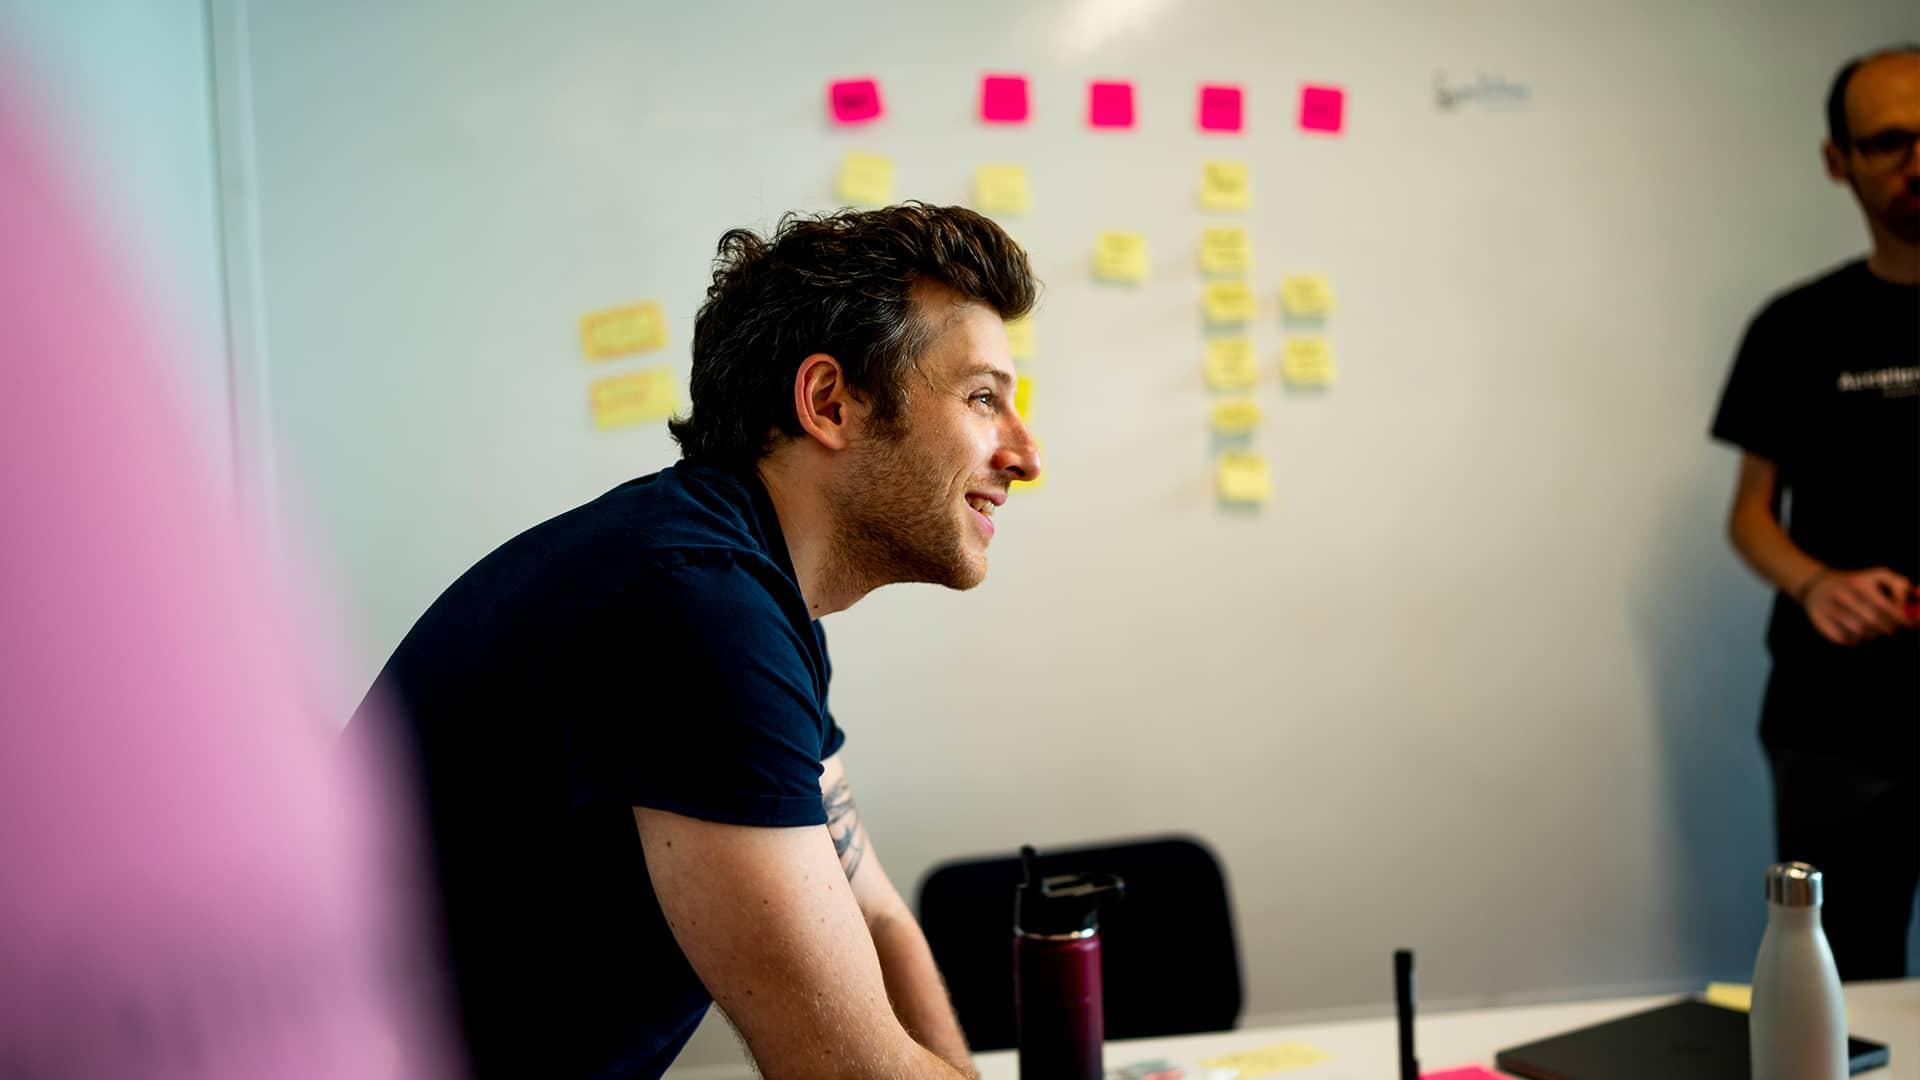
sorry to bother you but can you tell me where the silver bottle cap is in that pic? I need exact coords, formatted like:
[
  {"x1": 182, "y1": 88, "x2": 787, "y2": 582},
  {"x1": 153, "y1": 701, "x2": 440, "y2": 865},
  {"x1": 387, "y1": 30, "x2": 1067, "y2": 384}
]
[{"x1": 1764, "y1": 862, "x2": 1823, "y2": 907}]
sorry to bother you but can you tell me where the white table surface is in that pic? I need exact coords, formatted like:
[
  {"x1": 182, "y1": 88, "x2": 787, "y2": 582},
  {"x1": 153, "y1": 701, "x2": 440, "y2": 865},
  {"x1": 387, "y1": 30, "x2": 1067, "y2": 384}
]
[{"x1": 972, "y1": 979, "x2": 1917, "y2": 1080}]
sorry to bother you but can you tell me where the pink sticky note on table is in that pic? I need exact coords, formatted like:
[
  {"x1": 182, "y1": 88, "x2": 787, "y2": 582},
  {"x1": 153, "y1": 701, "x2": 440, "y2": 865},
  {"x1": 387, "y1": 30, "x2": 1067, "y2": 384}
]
[
  {"x1": 1299, "y1": 83, "x2": 1345, "y2": 133},
  {"x1": 829, "y1": 78, "x2": 883, "y2": 124},
  {"x1": 981, "y1": 74, "x2": 1029, "y2": 123},
  {"x1": 1198, "y1": 84, "x2": 1243, "y2": 132},
  {"x1": 1422, "y1": 1068, "x2": 1505, "y2": 1080},
  {"x1": 1088, "y1": 80, "x2": 1135, "y2": 128}
]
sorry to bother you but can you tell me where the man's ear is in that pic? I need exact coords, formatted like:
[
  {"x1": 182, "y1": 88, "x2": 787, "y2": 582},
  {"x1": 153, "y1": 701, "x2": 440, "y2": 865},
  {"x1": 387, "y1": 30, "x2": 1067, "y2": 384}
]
[
  {"x1": 792, "y1": 352, "x2": 858, "y2": 451},
  {"x1": 1822, "y1": 139, "x2": 1850, "y2": 184}
]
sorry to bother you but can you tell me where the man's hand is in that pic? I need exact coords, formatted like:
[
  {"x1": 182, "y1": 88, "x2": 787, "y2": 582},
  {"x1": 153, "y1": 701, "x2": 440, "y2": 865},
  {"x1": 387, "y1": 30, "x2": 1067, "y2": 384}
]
[{"x1": 1800, "y1": 566, "x2": 1916, "y2": 645}]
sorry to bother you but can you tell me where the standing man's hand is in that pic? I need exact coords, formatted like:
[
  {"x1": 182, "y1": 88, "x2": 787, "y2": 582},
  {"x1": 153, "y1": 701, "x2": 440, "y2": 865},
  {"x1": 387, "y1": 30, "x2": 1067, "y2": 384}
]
[{"x1": 1798, "y1": 566, "x2": 1916, "y2": 645}]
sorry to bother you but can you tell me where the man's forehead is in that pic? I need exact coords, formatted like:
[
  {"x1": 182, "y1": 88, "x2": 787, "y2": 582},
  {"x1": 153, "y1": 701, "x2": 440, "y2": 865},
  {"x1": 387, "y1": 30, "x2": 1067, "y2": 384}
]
[{"x1": 1848, "y1": 52, "x2": 1920, "y2": 126}]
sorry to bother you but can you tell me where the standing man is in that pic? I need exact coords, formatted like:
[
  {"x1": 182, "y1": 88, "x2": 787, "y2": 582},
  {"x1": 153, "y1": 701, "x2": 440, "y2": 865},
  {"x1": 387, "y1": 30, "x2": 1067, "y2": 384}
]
[
  {"x1": 350, "y1": 204, "x2": 1040, "y2": 1078},
  {"x1": 1711, "y1": 46, "x2": 1920, "y2": 980}
]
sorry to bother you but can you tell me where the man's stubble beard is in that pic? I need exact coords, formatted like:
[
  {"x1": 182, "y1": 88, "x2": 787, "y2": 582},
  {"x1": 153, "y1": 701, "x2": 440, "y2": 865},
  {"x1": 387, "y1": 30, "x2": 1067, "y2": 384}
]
[{"x1": 823, "y1": 428, "x2": 985, "y2": 596}]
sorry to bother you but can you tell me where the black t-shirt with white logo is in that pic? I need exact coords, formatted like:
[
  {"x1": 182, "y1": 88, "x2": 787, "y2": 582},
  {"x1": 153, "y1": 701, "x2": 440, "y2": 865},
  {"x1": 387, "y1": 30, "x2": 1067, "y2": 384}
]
[
  {"x1": 348, "y1": 463, "x2": 845, "y2": 1079},
  {"x1": 1712, "y1": 259, "x2": 1918, "y2": 752}
]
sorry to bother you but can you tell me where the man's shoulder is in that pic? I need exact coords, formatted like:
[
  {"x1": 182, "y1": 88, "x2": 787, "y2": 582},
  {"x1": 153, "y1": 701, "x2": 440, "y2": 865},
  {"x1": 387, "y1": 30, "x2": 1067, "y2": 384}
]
[{"x1": 1750, "y1": 258, "x2": 1870, "y2": 325}]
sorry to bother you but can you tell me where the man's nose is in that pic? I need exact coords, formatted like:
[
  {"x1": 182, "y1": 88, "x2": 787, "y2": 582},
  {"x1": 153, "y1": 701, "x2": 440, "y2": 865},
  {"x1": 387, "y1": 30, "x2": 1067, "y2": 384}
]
[{"x1": 994, "y1": 414, "x2": 1042, "y2": 485}]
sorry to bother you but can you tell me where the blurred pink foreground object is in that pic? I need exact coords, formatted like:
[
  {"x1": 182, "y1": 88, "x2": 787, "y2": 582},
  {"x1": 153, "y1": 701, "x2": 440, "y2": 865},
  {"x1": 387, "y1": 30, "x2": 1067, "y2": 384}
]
[{"x1": 0, "y1": 59, "x2": 460, "y2": 1080}]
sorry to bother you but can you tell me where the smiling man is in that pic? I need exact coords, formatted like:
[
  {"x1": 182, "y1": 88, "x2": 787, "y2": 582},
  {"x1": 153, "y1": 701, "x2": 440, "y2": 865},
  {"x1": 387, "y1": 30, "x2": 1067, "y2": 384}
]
[{"x1": 350, "y1": 204, "x2": 1039, "y2": 1079}]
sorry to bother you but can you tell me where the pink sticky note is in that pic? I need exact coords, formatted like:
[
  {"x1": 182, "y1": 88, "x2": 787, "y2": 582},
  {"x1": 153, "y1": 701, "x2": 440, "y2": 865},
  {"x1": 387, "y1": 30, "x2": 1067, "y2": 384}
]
[
  {"x1": 1088, "y1": 80, "x2": 1135, "y2": 128},
  {"x1": 981, "y1": 74, "x2": 1029, "y2": 123},
  {"x1": 829, "y1": 78, "x2": 883, "y2": 124},
  {"x1": 1198, "y1": 84, "x2": 1243, "y2": 132},
  {"x1": 1299, "y1": 83, "x2": 1345, "y2": 133},
  {"x1": 1422, "y1": 1068, "x2": 1505, "y2": 1080}
]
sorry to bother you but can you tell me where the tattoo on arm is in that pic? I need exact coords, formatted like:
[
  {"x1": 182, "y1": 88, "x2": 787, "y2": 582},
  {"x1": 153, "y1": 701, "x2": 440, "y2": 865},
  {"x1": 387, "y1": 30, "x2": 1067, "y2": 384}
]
[{"x1": 823, "y1": 777, "x2": 866, "y2": 882}]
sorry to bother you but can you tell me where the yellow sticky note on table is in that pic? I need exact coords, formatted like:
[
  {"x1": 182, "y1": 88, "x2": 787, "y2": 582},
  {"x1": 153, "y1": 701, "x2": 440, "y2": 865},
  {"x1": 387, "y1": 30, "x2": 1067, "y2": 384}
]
[
  {"x1": 589, "y1": 366, "x2": 679, "y2": 429},
  {"x1": 1014, "y1": 374, "x2": 1033, "y2": 419},
  {"x1": 579, "y1": 301, "x2": 666, "y2": 361},
  {"x1": 1005, "y1": 316, "x2": 1035, "y2": 361},
  {"x1": 1279, "y1": 273, "x2": 1337, "y2": 317},
  {"x1": 1199, "y1": 225, "x2": 1252, "y2": 276},
  {"x1": 1199, "y1": 160, "x2": 1250, "y2": 212},
  {"x1": 974, "y1": 164, "x2": 1030, "y2": 215},
  {"x1": 1092, "y1": 231, "x2": 1150, "y2": 283},
  {"x1": 1204, "y1": 338, "x2": 1259, "y2": 390},
  {"x1": 1215, "y1": 451, "x2": 1273, "y2": 505},
  {"x1": 1202, "y1": 281, "x2": 1257, "y2": 324},
  {"x1": 1200, "y1": 1042, "x2": 1326, "y2": 1075},
  {"x1": 1705, "y1": 982, "x2": 1753, "y2": 1012},
  {"x1": 837, "y1": 150, "x2": 894, "y2": 206},
  {"x1": 1281, "y1": 336, "x2": 1337, "y2": 386},
  {"x1": 1210, "y1": 397, "x2": 1262, "y2": 435}
]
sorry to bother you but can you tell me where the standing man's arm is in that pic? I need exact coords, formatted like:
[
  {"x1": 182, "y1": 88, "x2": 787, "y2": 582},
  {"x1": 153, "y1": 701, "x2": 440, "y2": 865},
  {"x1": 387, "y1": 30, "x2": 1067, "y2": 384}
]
[
  {"x1": 820, "y1": 754, "x2": 976, "y2": 1077},
  {"x1": 1726, "y1": 450, "x2": 1914, "y2": 645}
]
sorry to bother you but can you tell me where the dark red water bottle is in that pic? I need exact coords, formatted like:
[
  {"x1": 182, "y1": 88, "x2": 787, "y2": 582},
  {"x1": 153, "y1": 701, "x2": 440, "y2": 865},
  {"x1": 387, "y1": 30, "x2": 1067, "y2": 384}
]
[{"x1": 1014, "y1": 845, "x2": 1125, "y2": 1080}]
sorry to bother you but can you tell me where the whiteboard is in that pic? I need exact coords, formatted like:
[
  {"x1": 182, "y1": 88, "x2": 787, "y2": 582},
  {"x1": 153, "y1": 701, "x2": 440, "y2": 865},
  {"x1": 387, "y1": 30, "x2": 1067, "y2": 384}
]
[{"x1": 214, "y1": 0, "x2": 1920, "y2": 1067}]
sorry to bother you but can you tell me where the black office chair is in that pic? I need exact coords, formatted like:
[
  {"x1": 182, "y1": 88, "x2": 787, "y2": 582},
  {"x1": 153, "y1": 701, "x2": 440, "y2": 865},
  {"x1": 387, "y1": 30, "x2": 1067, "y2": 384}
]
[{"x1": 914, "y1": 834, "x2": 1242, "y2": 1052}]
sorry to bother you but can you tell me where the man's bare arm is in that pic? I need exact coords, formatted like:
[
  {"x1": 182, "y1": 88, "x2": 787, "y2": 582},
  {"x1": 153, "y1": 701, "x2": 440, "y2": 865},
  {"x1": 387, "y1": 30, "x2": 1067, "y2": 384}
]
[
  {"x1": 821, "y1": 755, "x2": 975, "y2": 1076},
  {"x1": 633, "y1": 807, "x2": 968, "y2": 1080}
]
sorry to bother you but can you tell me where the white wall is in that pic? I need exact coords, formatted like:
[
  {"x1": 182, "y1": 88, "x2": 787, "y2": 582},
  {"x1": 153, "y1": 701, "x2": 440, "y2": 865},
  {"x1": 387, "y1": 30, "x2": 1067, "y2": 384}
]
[
  {"x1": 0, "y1": 0, "x2": 231, "y2": 499},
  {"x1": 208, "y1": 1, "x2": 1920, "y2": 1072}
]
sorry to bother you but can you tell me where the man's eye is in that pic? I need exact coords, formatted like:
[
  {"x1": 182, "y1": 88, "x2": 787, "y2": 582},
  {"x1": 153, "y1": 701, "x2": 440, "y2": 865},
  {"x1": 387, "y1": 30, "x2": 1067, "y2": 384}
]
[{"x1": 971, "y1": 391, "x2": 997, "y2": 408}]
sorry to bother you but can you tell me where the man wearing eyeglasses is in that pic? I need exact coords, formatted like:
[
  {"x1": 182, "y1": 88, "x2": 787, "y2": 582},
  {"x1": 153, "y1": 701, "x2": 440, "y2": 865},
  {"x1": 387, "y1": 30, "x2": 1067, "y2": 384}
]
[{"x1": 1711, "y1": 45, "x2": 1920, "y2": 981}]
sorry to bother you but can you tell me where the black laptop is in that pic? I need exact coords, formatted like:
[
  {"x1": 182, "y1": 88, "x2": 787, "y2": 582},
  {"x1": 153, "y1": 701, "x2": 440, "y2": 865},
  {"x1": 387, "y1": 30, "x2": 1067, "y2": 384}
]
[{"x1": 1494, "y1": 999, "x2": 1890, "y2": 1079}]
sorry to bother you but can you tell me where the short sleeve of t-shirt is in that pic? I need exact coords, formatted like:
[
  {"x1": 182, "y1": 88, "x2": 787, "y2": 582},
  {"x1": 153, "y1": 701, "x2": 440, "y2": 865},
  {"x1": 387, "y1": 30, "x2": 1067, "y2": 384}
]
[
  {"x1": 579, "y1": 552, "x2": 838, "y2": 828},
  {"x1": 1711, "y1": 301, "x2": 1799, "y2": 464}
]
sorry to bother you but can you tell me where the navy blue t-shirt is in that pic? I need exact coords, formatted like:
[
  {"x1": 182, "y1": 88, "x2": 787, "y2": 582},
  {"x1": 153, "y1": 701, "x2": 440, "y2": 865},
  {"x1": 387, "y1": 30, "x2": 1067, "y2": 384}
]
[{"x1": 349, "y1": 463, "x2": 845, "y2": 1079}]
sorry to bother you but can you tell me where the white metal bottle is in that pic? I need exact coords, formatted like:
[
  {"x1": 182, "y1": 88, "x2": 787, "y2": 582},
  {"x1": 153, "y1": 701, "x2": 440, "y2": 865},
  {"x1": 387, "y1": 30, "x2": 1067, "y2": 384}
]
[{"x1": 1749, "y1": 862, "x2": 1847, "y2": 1080}]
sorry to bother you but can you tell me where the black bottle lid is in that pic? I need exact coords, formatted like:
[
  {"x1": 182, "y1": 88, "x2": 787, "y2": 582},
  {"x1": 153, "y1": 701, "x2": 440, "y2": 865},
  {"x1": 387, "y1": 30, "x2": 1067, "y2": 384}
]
[{"x1": 1013, "y1": 845, "x2": 1126, "y2": 937}]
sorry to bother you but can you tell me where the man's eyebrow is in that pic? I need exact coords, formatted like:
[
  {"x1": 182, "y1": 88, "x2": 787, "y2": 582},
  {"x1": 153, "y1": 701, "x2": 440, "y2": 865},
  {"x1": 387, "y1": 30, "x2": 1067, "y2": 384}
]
[{"x1": 959, "y1": 365, "x2": 1015, "y2": 387}]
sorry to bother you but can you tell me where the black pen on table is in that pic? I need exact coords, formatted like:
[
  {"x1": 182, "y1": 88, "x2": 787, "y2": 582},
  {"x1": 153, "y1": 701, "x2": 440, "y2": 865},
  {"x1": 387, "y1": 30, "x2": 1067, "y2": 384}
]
[{"x1": 1395, "y1": 948, "x2": 1419, "y2": 1080}]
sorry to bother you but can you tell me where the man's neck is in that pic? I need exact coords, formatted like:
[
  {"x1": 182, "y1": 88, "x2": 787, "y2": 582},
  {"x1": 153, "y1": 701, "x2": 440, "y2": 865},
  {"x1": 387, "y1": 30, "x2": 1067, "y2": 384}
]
[
  {"x1": 755, "y1": 456, "x2": 870, "y2": 619},
  {"x1": 1865, "y1": 224, "x2": 1920, "y2": 285}
]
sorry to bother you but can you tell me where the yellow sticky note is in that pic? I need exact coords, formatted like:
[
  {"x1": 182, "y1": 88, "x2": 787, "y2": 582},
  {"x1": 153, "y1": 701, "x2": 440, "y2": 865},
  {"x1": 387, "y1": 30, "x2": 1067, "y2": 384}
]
[
  {"x1": 1705, "y1": 982, "x2": 1753, "y2": 1012},
  {"x1": 1210, "y1": 397, "x2": 1262, "y2": 435},
  {"x1": 1215, "y1": 451, "x2": 1273, "y2": 505},
  {"x1": 1200, "y1": 1042, "x2": 1326, "y2": 1075},
  {"x1": 1279, "y1": 273, "x2": 1337, "y2": 317},
  {"x1": 589, "y1": 366, "x2": 679, "y2": 429},
  {"x1": 837, "y1": 150, "x2": 894, "y2": 206},
  {"x1": 974, "y1": 164, "x2": 1030, "y2": 215},
  {"x1": 1202, "y1": 281, "x2": 1258, "y2": 324},
  {"x1": 1014, "y1": 374, "x2": 1033, "y2": 420},
  {"x1": 1005, "y1": 316, "x2": 1035, "y2": 361},
  {"x1": 1199, "y1": 160, "x2": 1250, "y2": 212},
  {"x1": 579, "y1": 301, "x2": 667, "y2": 361},
  {"x1": 1204, "y1": 338, "x2": 1259, "y2": 390},
  {"x1": 1092, "y1": 231, "x2": 1150, "y2": 284},
  {"x1": 1281, "y1": 336, "x2": 1337, "y2": 386},
  {"x1": 1199, "y1": 225, "x2": 1252, "y2": 276}
]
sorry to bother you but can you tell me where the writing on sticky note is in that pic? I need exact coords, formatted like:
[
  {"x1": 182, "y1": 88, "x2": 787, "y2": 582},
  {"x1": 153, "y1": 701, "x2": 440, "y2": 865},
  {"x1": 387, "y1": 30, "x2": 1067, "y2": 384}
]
[
  {"x1": 1282, "y1": 336, "x2": 1337, "y2": 386},
  {"x1": 837, "y1": 150, "x2": 894, "y2": 207},
  {"x1": 974, "y1": 164, "x2": 1031, "y2": 215},
  {"x1": 1422, "y1": 1069, "x2": 1507, "y2": 1080},
  {"x1": 1704, "y1": 982, "x2": 1752, "y2": 1012},
  {"x1": 1014, "y1": 374, "x2": 1033, "y2": 419},
  {"x1": 828, "y1": 78, "x2": 882, "y2": 124},
  {"x1": 1198, "y1": 84, "x2": 1244, "y2": 132},
  {"x1": 1211, "y1": 397, "x2": 1261, "y2": 435},
  {"x1": 580, "y1": 300, "x2": 667, "y2": 361},
  {"x1": 1088, "y1": 80, "x2": 1135, "y2": 128},
  {"x1": 1201, "y1": 1042, "x2": 1327, "y2": 1076},
  {"x1": 1279, "y1": 273, "x2": 1337, "y2": 317},
  {"x1": 1092, "y1": 231, "x2": 1149, "y2": 284},
  {"x1": 1199, "y1": 226, "x2": 1252, "y2": 276},
  {"x1": 1005, "y1": 316, "x2": 1035, "y2": 361},
  {"x1": 980, "y1": 74, "x2": 1029, "y2": 123},
  {"x1": 589, "y1": 366, "x2": 679, "y2": 429},
  {"x1": 1204, "y1": 338, "x2": 1259, "y2": 390},
  {"x1": 1202, "y1": 281, "x2": 1257, "y2": 324},
  {"x1": 1299, "y1": 84, "x2": 1345, "y2": 133},
  {"x1": 1199, "y1": 160, "x2": 1250, "y2": 212}
]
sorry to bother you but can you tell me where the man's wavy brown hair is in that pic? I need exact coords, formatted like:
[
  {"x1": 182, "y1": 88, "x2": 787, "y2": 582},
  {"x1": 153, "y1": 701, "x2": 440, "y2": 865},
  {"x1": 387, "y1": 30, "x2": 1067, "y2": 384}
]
[{"x1": 670, "y1": 203, "x2": 1038, "y2": 468}]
